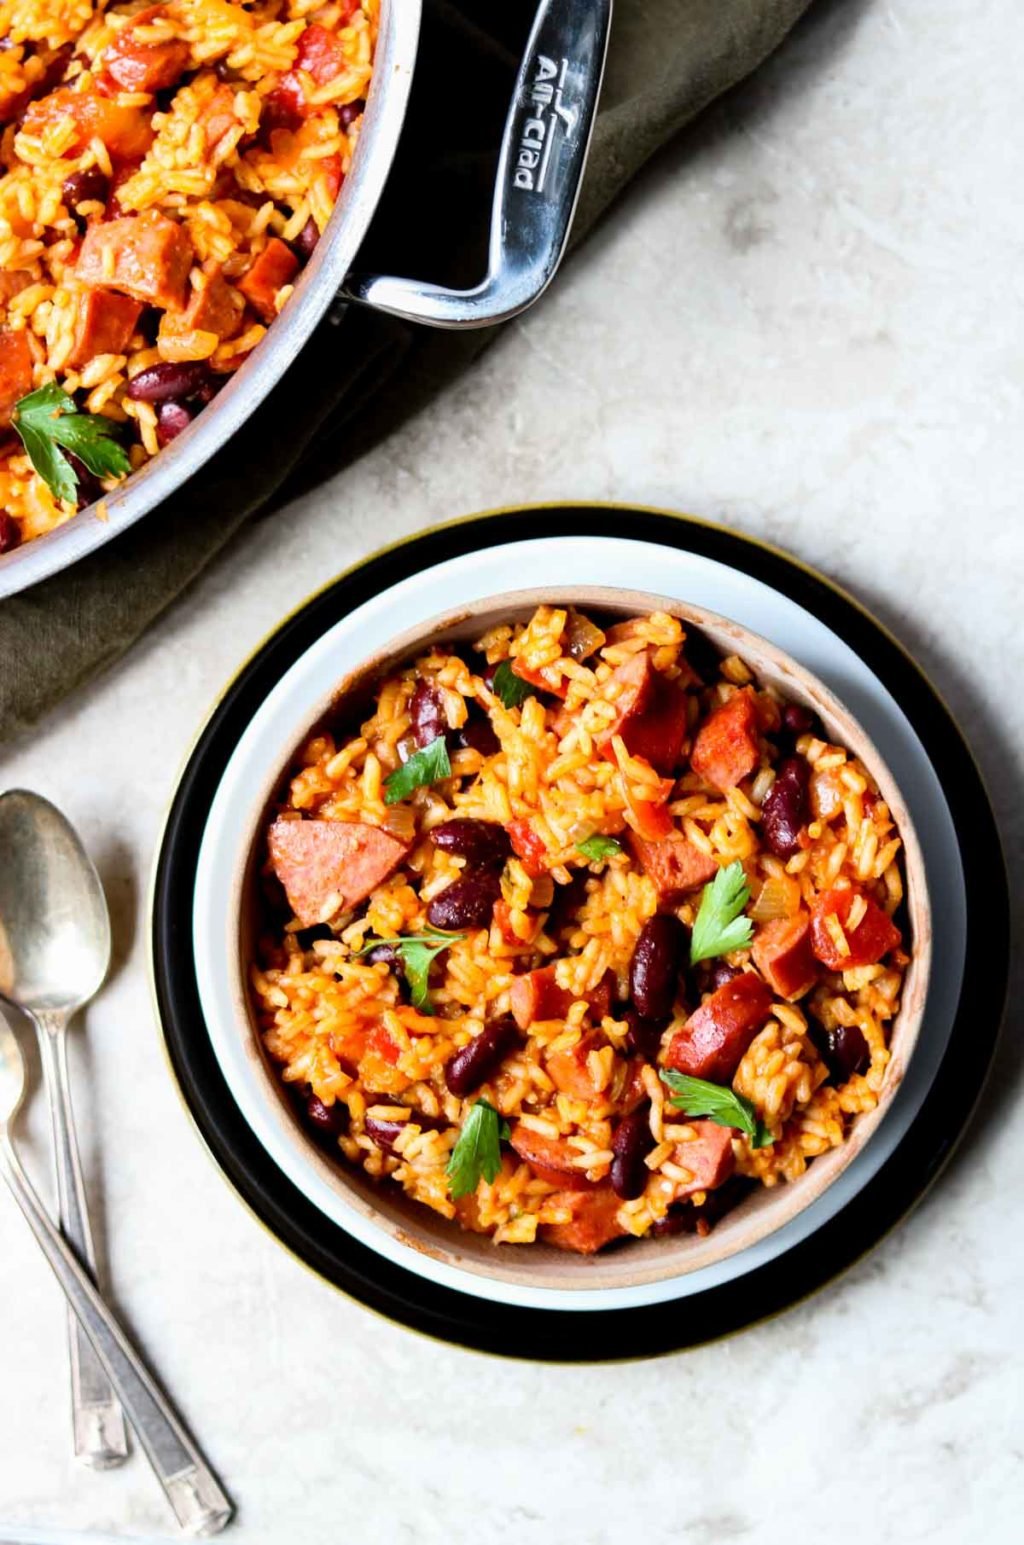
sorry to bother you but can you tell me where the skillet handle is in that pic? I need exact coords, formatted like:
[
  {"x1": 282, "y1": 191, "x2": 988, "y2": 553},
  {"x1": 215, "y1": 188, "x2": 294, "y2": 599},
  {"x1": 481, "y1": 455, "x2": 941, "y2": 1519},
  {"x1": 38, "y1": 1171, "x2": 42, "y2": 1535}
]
[{"x1": 343, "y1": 0, "x2": 613, "y2": 329}]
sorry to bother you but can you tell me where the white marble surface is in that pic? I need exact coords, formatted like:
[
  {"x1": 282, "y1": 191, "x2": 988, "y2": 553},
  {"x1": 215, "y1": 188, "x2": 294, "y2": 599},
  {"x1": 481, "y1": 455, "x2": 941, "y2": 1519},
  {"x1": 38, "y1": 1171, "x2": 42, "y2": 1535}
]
[{"x1": 1, "y1": 0, "x2": 1022, "y2": 1539}]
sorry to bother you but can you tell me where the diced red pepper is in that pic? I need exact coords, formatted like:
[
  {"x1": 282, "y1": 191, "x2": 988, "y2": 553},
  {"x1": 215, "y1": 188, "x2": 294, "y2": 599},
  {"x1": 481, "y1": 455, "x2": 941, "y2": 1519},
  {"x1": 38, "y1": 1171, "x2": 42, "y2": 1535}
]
[
  {"x1": 620, "y1": 766, "x2": 676, "y2": 840},
  {"x1": 510, "y1": 657, "x2": 568, "y2": 699},
  {"x1": 508, "y1": 817, "x2": 548, "y2": 877},
  {"x1": 0, "y1": 328, "x2": 33, "y2": 428},
  {"x1": 266, "y1": 23, "x2": 350, "y2": 126},
  {"x1": 751, "y1": 913, "x2": 818, "y2": 1000},
  {"x1": 367, "y1": 1023, "x2": 400, "y2": 1065},
  {"x1": 809, "y1": 886, "x2": 902, "y2": 970},
  {"x1": 665, "y1": 973, "x2": 774, "y2": 1083},
  {"x1": 691, "y1": 689, "x2": 761, "y2": 792}
]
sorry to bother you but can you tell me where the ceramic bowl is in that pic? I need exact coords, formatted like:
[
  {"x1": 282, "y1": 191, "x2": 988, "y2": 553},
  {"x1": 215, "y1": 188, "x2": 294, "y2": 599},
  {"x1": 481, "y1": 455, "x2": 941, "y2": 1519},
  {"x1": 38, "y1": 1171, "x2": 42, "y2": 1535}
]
[{"x1": 199, "y1": 586, "x2": 931, "y2": 1296}]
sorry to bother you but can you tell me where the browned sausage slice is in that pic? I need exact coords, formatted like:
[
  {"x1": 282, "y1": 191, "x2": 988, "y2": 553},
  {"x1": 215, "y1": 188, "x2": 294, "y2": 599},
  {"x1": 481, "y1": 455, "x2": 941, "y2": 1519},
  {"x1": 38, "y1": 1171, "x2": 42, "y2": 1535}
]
[
  {"x1": 508, "y1": 1122, "x2": 595, "y2": 1191},
  {"x1": 541, "y1": 1187, "x2": 626, "y2": 1254},
  {"x1": 691, "y1": 689, "x2": 761, "y2": 791},
  {"x1": 671, "y1": 1120, "x2": 736, "y2": 1197},
  {"x1": 751, "y1": 913, "x2": 818, "y2": 1000},
  {"x1": 627, "y1": 830, "x2": 718, "y2": 904},
  {"x1": 665, "y1": 973, "x2": 774, "y2": 1082},
  {"x1": 268, "y1": 818, "x2": 408, "y2": 926},
  {"x1": 77, "y1": 211, "x2": 194, "y2": 310},
  {"x1": 68, "y1": 290, "x2": 143, "y2": 367}
]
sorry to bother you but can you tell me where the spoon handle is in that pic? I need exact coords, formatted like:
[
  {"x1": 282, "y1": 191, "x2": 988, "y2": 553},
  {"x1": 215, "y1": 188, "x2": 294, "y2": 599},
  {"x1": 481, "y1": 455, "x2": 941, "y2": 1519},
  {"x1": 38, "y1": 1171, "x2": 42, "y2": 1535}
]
[
  {"x1": 0, "y1": 1133, "x2": 234, "y2": 1536},
  {"x1": 34, "y1": 1011, "x2": 129, "y2": 1468}
]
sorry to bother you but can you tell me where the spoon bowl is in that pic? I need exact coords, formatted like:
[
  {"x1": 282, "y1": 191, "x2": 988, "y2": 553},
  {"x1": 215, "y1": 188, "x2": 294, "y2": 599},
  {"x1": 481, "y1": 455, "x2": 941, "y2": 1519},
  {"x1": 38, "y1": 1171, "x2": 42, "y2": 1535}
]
[
  {"x1": 0, "y1": 1010, "x2": 26, "y2": 1126},
  {"x1": 0, "y1": 791, "x2": 111, "y2": 1015}
]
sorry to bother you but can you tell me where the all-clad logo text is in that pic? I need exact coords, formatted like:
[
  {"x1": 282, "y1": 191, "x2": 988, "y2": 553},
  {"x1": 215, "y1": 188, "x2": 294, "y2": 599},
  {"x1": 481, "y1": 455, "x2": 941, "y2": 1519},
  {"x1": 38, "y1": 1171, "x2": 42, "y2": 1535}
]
[{"x1": 514, "y1": 54, "x2": 576, "y2": 193}]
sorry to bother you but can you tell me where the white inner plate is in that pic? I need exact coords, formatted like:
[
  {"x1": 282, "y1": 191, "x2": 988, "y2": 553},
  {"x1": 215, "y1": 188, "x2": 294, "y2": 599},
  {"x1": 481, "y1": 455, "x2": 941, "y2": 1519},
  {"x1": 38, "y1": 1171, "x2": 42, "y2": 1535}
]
[{"x1": 192, "y1": 533, "x2": 966, "y2": 1312}]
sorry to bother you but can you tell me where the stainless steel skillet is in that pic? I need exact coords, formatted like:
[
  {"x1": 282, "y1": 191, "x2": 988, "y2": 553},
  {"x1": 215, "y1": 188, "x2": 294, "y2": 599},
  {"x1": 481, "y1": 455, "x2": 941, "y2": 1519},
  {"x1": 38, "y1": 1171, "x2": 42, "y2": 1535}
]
[{"x1": 0, "y1": 0, "x2": 612, "y2": 597}]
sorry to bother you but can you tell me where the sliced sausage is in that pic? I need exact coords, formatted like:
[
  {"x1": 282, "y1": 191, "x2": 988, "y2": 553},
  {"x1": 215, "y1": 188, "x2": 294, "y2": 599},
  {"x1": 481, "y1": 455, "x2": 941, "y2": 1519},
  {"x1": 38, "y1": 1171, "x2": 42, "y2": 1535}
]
[
  {"x1": 627, "y1": 830, "x2": 718, "y2": 904},
  {"x1": 0, "y1": 328, "x2": 33, "y2": 428},
  {"x1": 508, "y1": 1122, "x2": 595, "y2": 1191},
  {"x1": 68, "y1": 289, "x2": 142, "y2": 367},
  {"x1": 238, "y1": 238, "x2": 300, "y2": 322},
  {"x1": 544, "y1": 1031, "x2": 605, "y2": 1099},
  {"x1": 510, "y1": 966, "x2": 614, "y2": 1032},
  {"x1": 541, "y1": 1187, "x2": 626, "y2": 1254},
  {"x1": 268, "y1": 817, "x2": 408, "y2": 926},
  {"x1": 77, "y1": 211, "x2": 193, "y2": 310},
  {"x1": 159, "y1": 264, "x2": 243, "y2": 346},
  {"x1": 809, "y1": 885, "x2": 902, "y2": 970},
  {"x1": 665, "y1": 973, "x2": 774, "y2": 1082},
  {"x1": 104, "y1": 7, "x2": 189, "y2": 92},
  {"x1": 596, "y1": 651, "x2": 688, "y2": 776},
  {"x1": 690, "y1": 689, "x2": 761, "y2": 791},
  {"x1": 671, "y1": 1120, "x2": 736, "y2": 1197},
  {"x1": 751, "y1": 913, "x2": 818, "y2": 1001}
]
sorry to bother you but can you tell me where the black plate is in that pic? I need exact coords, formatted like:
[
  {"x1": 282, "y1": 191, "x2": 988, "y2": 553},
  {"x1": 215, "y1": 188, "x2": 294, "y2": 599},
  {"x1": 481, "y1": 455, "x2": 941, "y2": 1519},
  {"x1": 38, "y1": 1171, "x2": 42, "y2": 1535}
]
[{"x1": 152, "y1": 505, "x2": 1009, "y2": 1360}]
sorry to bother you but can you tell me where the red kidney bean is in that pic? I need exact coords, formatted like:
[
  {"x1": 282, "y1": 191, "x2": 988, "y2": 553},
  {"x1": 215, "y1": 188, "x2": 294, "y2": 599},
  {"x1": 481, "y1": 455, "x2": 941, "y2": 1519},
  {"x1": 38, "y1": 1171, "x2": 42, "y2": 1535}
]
[
  {"x1": 456, "y1": 712, "x2": 500, "y2": 757},
  {"x1": 651, "y1": 1176, "x2": 752, "y2": 1236},
  {"x1": 429, "y1": 818, "x2": 510, "y2": 868},
  {"x1": 629, "y1": 915, "x2": 688, "y2": 1021},
  {"x1": 155, "y1": 400, "x2": 193, "y2": 446},
  {"x1": 426, "y1": 868, "x2": 501, "y2": 931},
  {"x1": 761, "y1": 756, "x2": 810, "y2": 858},
  {"x1": 610, "y1": 1107, "x2": 653, "y2": 1199},
  {"x1": 445, "y1": 1017, "x2": 519, "y2": 1097},
  {"x1": 66, "y1": 453, "x2": 103, "y2": 511},
  {"x1": 365, "y1": 1110, "x2": 446, "y2": 1153},
  {"x1": 0, "y1": 511, "x2": 21, "y2": 554},
  {"x1": 304, "y1": 1091, "x2": 347, "y2": 1137},
  {"x1": 62, "y1": 165, "x2": 109, "y2": 220},
  {"x1": 338, "y1": 98, "x2": 365, "y2": 129},
  {"x1": 126, "y1": 360, "x2": 212, "y2": 403},
  {"x1": 293, "y1": 217, "x2": 320, "y2": 261},
  {"x1": 811, "y1": 1022, "x2": 870, "y2": 1084},
  {"x1": 364, "y1": 941, "x2": 401, "y2": 968},
  {"x1": 410, "y1": 679, "x2": 446, "y2": 748},
  {"x1": 706, "y1": 961, "x2": 741, "y2": 992},
  {"x1": 621, "y1": 1009, "x2": 665, "y2": 1063}
]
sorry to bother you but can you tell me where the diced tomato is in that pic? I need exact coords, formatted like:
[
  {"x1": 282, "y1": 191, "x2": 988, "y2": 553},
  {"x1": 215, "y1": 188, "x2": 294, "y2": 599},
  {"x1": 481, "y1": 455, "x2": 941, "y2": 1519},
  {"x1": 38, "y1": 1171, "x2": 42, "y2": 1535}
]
[
  {"x1": 492, "y1": 899, "x2": 520, "y2": 946},
  {"x1": 751, "y1": 913, "x2": 818, "y2": 1000},
  {"x1": 620, "y1": 764, "x2": 676, "y2": 841},
  {"x1": 690, "y1": 689, "x2": 761, "y2": 792},
  {"x1": 542, "y1": 1187, "x2": 626, "y2": 1254},
  {"x1": 665, "y1": 973, "x2": 774, "y2": 1083},
  {"x1": 809, "y1": 886, "x2": 902, "y2": 971},
  {"x1": 104, "y1": 8, "x2": 190, "y2": 94},
  {"x1": 0, "y1": 328, "x2": 33, "y2": 428},
  {"x1": 320, "y1": 152, "x2": 343, "y2": 201},
  {"x1": 508, "y1": 817, "x2": 548, "y2": 877},
  {"x1": 21, "y1": 87, "x2": 154, "y2": 160},
  {"x1": 238, "y1": 237, "x2": 299, "y2": 322},
  {"x1": 367, "y1": 1023, "x2": 400, "y2": 1065},
  {"x1": 510, "y1": 657, "x2": 568, "y2": 699}
]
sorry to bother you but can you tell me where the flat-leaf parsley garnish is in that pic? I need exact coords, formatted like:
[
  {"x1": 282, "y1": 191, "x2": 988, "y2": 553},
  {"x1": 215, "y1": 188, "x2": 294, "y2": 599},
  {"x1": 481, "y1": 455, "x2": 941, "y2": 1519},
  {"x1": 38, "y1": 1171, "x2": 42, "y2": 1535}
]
[
  {"x1": 689, "y1": 860, "x2": 753, "y2": 964},
  {"x1": 355, "y1": 929, "x2": 466, "y2": 1012},
  {"x1": 13, "y1": 384, "x2": 130, "y2": 506},
  {"x1": 491, "y1": 660, "x2": 535, "y2": 710},
  {"x1": 383, "y1": 735, "x2": 451, "y2": 805},
  {"x1": 660, "y1": 1069, "x2": 773, "y2": 1148},
  {"x1": 576, "y1": 834, "x2": 623, "y2": 862},
  {"x1": 446, "y1": 1098, "x2": 510, "y2": 1198}
]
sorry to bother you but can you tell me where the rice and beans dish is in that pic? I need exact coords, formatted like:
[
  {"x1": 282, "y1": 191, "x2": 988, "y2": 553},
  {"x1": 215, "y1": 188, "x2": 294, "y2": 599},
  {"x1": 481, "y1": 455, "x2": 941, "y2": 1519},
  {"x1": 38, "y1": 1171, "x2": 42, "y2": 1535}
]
[
  {"x1": 251, "y1": 605, "x2": 911, "y2": 1255},
  {"x1": 0, "y1": 0, "x2": 375, "y2": 550}
]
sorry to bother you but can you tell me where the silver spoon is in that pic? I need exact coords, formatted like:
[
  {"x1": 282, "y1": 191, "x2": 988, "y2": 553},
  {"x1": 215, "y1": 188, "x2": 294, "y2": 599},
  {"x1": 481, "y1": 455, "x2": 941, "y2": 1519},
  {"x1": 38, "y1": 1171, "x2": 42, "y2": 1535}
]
[
  {"x1": 0, "y1": 1009, "x2": 234, "y2": 1534},
  {"x1": 0, "y1": 788, "x2": 127, "y2": 1467}
]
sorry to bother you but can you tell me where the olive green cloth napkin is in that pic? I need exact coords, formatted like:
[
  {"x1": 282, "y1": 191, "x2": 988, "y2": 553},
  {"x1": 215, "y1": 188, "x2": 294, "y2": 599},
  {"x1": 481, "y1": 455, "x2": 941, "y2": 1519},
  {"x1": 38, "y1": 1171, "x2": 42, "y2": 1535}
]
[{"x1": 0, "y1": 0, "x2": 813, "y2": 743}]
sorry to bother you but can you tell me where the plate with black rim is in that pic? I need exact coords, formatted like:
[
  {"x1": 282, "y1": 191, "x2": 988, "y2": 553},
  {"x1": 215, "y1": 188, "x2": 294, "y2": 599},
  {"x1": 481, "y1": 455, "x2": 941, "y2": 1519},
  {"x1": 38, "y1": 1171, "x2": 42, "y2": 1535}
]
[{"x1": 151, "y1": 504, "x2": 1008, "y2": 1360}]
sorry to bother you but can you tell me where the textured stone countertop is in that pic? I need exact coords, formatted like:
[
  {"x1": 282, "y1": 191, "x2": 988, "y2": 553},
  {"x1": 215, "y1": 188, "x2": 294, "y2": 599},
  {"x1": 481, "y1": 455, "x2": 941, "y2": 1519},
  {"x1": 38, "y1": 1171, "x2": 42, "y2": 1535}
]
[{"x1": 1, "y1": 1, "x2": 1021, "y2": 1540}]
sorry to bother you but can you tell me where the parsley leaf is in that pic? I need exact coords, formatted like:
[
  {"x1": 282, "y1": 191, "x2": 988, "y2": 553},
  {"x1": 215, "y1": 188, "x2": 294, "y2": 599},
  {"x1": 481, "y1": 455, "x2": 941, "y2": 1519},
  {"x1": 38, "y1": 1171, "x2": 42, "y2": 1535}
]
[
  {"x1": 13, "y1": 384, "x2": 130, "y2": 506},
  {"x1": 576, "y1": 834, "x2": 623, "y2": 862},
  {"x1": 383, "y1": 735, "x2": 451, "y2": 805},
  {"x1": 491, "y1": 660, "x2": 535, "y2": 710},
  {"x1": 446, "y1": 1098, "x2": 510, "y2": 1198},
  {"x1": 689, "y1": 860, "x2": 753, "y2": 964},
  {"x1": 660, "y1": 1069, "x2": 774, "y2": 1148},
  {"x1": 355, "y1": 929, "x2": 465, "y2": 1012}
]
